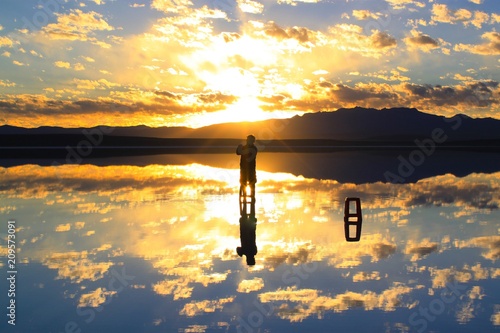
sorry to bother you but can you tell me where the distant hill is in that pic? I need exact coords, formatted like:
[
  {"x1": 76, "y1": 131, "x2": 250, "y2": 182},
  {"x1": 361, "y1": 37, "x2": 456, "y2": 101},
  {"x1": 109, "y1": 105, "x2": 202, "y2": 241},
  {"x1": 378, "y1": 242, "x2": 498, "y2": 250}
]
[
  {"x1": 1, "y1": 107, "x2": 500, "y2": 141},
  {"x1": 186, "y1": 107, "x2": 500, "y2": 141}
]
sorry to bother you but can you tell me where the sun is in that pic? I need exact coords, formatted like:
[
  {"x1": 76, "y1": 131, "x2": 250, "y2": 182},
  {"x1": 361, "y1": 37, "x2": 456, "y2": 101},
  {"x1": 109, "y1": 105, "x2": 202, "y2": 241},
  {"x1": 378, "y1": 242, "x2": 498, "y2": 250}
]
[{"x1": 188, "y1": 96, "x2": 267, "y2": 127}]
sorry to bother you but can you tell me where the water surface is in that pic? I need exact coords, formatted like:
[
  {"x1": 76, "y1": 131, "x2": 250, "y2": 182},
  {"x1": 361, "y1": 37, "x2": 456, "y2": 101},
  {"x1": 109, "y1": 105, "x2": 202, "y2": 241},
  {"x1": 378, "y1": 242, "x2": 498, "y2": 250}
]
[{"x1": 0, "y1": 152, "x2": 499, "y2": 333}]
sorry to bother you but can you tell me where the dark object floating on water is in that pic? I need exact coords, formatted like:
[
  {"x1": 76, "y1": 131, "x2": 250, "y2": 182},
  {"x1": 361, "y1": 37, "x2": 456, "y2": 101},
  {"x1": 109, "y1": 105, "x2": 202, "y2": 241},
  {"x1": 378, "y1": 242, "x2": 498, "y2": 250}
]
[{"x1": 344, "y1": 197, "x2": 362, "y2": 242}]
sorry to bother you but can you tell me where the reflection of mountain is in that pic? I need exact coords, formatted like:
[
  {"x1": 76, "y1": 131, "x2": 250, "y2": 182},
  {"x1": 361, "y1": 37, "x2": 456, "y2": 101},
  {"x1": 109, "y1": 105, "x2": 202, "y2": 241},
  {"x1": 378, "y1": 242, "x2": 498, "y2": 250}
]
[
  {"x1": 2, "y1": 107, "x2": 500, "y2": 141},
  {"x1": 2, "y1": 151, "x2": 499, "y2": 184}
]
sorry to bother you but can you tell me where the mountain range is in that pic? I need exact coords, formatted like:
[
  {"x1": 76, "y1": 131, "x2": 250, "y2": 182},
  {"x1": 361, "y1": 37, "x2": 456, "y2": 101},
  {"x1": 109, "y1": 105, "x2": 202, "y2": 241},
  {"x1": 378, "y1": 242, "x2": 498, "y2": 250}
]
[{"x1": 1, "y1": 107, "x2": 500, "y2": 142}]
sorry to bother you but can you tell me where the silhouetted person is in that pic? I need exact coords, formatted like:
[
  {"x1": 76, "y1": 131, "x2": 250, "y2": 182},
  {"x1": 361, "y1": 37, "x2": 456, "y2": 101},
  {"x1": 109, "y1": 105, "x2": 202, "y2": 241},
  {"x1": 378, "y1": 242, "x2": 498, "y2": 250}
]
[
  {"x1": 236, "y1": 134, "x2": 258, "y2": 196},
  {"x1": 236, "y1": 135, "x2": 258, "y2": 265},
  {"x1": 236, "y1": 216, "x2": 257, "y2": 265}
]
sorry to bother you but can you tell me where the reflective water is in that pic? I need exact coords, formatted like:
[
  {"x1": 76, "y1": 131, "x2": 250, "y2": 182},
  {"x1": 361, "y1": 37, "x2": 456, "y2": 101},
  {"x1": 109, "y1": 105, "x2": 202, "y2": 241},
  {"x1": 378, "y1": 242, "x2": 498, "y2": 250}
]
[{"x1": 0, "y1": 152, "x2": 499, "y2": 333}]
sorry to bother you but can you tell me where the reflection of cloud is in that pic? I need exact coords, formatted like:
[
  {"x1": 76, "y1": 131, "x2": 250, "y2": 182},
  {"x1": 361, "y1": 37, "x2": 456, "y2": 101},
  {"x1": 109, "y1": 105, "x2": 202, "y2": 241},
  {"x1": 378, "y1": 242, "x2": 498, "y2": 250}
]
[
  {"x1": 404, "y1": 175, "x2": 499, "y2": 210},
  {"x1": 78, "y1": 287, "x2": 116, "y2": 308},
  {"x1": 429, "y1": 263, "x2": 496, "y2": 291},
  {"x1": 262, "y1": 243, "x2": 313, "y2": 269},
  {"x1": 237, "y1": 278, "x2": 264, "y2": 293},
  {"x1": 405, "y1": 239, "x2": 439, "y2": 261},
  {"x1": 179, "y1": 297, "x2": 234, "y2": 317},
  {"x1": 429, "y1": 267, "x2": 472, "y2": 288},
  {"x1": 456, "y1": 286, "x2": 485, "y2": 324},
  {"x1": 352, "y1": 271, "x2": 381, "y2": 282},
  {"x1": 492, "y1": 306, "x2": 500, "y2": 325},
  {"x1": 43, "y1": 251, "x2": 113, "y2": 283},
  {"x1": 55, "y1": 223, "x2": 71, "y2": 232},
  {"x1": 151, "y1": 245, "x2": 230, "y2": 299},
  {"x1": 330, "y1": 234, "x2": 397, "y2": 268},
  {"x1": 456, "y1": 236, "x2": 500, "y2": 261},
  {"x1": 258, "y1": 284, "x2": 412, "y2": 322},
  {"x1": 153, "y1": 278, "x2": 193, "y2": 300}
]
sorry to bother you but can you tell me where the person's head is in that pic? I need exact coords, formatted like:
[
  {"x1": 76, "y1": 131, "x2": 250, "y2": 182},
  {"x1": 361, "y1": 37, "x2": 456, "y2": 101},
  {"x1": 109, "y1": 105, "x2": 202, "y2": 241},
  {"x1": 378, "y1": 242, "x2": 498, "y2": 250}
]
[{"x1": 246, "y1": 134, "x2": 255, "y2": 145}]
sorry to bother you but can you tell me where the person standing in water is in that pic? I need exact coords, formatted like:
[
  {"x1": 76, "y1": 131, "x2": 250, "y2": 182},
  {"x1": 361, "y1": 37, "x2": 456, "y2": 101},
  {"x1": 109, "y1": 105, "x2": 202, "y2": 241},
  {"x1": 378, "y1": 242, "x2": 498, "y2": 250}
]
[
  {"x1": 236, "y1": 134, "x2": 258, "y2": 195},
  {"x1": 236, "y1": 135, "x2": 258, "y2": 265}
]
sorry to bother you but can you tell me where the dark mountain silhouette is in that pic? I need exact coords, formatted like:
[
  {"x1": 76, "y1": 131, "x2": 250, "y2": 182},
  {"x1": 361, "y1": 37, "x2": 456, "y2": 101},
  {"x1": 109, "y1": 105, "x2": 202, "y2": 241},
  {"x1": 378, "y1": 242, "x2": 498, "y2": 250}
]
[
  {"x1": 1, "y1": 107, "x2": 500, "y2": 142},
  {"x1": 186, "y1": 107, "x2": 500, "y2": 141}
]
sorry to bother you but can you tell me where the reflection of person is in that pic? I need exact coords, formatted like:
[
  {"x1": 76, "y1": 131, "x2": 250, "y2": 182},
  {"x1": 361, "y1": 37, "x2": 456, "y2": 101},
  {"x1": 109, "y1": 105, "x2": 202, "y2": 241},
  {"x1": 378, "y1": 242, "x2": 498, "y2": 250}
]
[
  {"x1": 236, "y1": 135, "x2": 258, "y2": 189},
  {"x1": 236, "y1": 216, "x2": 257, "y2": 266}
]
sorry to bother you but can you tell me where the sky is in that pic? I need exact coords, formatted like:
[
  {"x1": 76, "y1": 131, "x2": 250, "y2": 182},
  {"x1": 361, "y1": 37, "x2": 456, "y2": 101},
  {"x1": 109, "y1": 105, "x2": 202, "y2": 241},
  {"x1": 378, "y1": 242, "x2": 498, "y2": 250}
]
[{"x1": 0, "y1": 0, "x2": 498, "y2": 128}]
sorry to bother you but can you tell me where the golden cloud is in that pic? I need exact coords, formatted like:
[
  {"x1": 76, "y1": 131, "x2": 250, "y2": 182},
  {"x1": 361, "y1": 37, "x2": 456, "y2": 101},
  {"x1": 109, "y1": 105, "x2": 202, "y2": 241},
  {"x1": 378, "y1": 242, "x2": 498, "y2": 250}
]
[
  {"x1": 43, "y1": 251, "x2": 113, "y2": 283},
  {"x1": 258, "y1": 284, "x2": 412, "y2": 322},
  {"x1": 179, "y1": 297, "x2": 234, "y2": 317},
  {"x1": 41, "y1": 9, "x2": 114, "y2": 48},
  {"x1": 404, "y1": 30, "x2": 440, "y2": 53},
  {"x1": 237, "y1": 0, "x2": 264, "y2": 14},
  {"x1": 78, "y1": 287, "x2": 117, "y2": 308},
  {"x1": 456, "y1": 236, "x2": 500, "y2": 261},
  {"x1": 352, "y1": 271, "x2": 381, "y2": 282},
  {"x1": 404, "y1": 239, "x2": 439, "y2": 261},
  {"x1": 55, "y1": 223, "x2": 71, "y2": 232},
  {"x1": 352, "y1": 10, "x2": 381, "y2": 21},
  {"x1": 454, "y1": 31, "x2": 500, "y2": 55},
  {"x1": 237, "y1": 277, "x2": 265, "y2": 293}
]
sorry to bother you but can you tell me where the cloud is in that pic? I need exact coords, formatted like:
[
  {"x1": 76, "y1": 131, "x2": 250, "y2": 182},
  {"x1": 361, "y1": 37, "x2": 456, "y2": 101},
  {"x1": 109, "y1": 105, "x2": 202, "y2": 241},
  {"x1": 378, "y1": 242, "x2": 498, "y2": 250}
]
[
  {"x1": 258, "y1": 284, "x2": 413, "y2": 322},
  {"x1": 350, "y1": 69, "x2": 410, "y2": 82},
  {"x1": 327, "y1": 24, "x2": 397, "y2": 58},
  {"x1": 456, "y1": 236, "x2": 500, "y2": 261},
  {"x1": 0, "y1": 79, "x2": 16, "y2": 87},
  {"x1": 74, "y1": 62, "x2": 85, "y2": 71},
  {"x1": 237, "y1": 0, "x2": 264, "y2": 14},
  {"x1": 401, "y1": 80, "x2": 500, "y2": 109},
  {"x1": 431, "y1": 4, "x2": 472, "y2": 25},
  {"x1": 78, "y1": 287, "x2": 116, "y2": 308},
  {"x1": 179, "y1": 297, "x2": 234, "y2": 317},
  {"x1": 404, "y1": 30, "x2": 440, "y2": 53},
  {"x1": 431, "y1": 4, "x2": 491, "y2": 29},
  {"x1": 43, "y1": 251, "x2": 113, "y2": 283},
  {"x1": 492, "y1": 307, "x2": 500, "y2": 325},
  {"x1": 237, "y1": 277, "x2": 265, "y2": 293},
  {"x1": 470, "y1": 10, "x2": 490, "y2": 29},
  {"x1": 262, "y1": 21, "x2": 319, "y2": 46},
  {"x1": 0, "y1": 36, "x2": 14, "y2": 48},
  {"x1": 352, "y1": 10, "x2": 381, "y2": 21},
  {"x1": 54, "y1": 61, "x2": 71, "y2": 68},
  {"x1": 352, "y1": 271, "x2": 381, "y2": 282},
  {"x1": 13, "y1": 60, "x2": 27, "y2": 66},
  {"x1": 151, "y1": 0, "x2": 193, "y2": 13},
  {"x1": 73, "y1": 78, "x2": 120, "y2": 90},
  {"x1": 404, "y1": 239, "x2": 439, "y2": 261},
  {"x1": 385, "y1": 0, "x2": 425, "y2": 10},
  {"x1": 74, "y1": 221, "x2": 86, "y2": 229},
  {"x1": 278, "y1": 0, "x2": 321, "y2": 5},
  {"x1": 454, "y1": 31, "x2": 500, "y2": 55},
  {"x1": 42, "y1": 9, "x2": 114, "y2": 47},
  {"x1": 55, "y1": 223, "x2": 71, "y2": 232},
  {"x1": 153, "y1": 278, "x2": 194, "y2": 299}
]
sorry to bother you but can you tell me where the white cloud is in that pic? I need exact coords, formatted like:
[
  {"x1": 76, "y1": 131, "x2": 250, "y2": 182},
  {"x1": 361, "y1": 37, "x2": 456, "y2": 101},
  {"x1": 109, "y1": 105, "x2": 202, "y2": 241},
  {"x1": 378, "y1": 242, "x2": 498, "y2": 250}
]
[{"x1": 237, "y1": 0, "x2": 264, "y2": 14}]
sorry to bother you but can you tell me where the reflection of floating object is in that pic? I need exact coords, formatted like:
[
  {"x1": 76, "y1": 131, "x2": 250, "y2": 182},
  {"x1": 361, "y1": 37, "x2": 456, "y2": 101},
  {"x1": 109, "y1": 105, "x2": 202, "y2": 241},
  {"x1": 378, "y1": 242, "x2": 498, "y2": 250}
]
[
  {"x1": 344, "y1": 197, "x2": 362, "y2": 242},
  {"x1": 239, "y1": 184, "x2": 255, "y2": 217}
]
